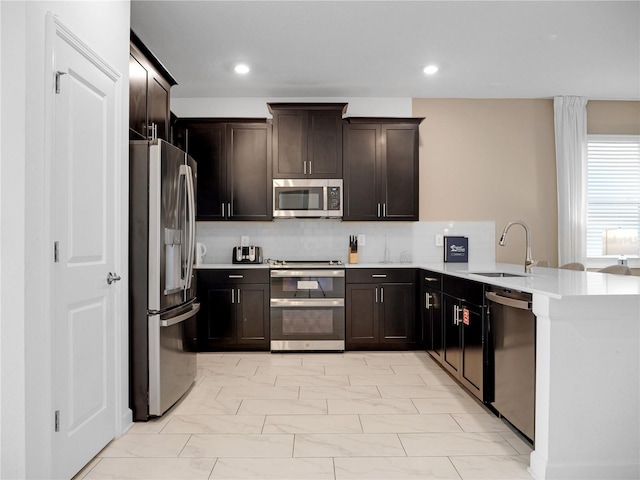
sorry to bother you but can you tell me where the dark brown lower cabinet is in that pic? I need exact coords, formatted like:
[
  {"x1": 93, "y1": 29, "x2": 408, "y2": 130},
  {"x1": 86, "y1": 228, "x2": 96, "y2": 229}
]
[
  {"x1": 422, "y1": 270, "x2": 443, "y2": 360},
  {"x1": 346, "y1": 269, "x2": 416, "y2": 350},
  {"x1": 440, "y1": 276, "x2": 488, "y2": 401},
  {"x1": 197, "y1": 269, "x2": 269, "y2": 351}
]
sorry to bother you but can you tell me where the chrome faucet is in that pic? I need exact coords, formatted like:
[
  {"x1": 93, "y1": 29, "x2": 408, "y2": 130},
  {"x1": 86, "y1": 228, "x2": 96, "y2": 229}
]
[{"x1": 499, "y1": 220, "x2": 536, "y2": 273}]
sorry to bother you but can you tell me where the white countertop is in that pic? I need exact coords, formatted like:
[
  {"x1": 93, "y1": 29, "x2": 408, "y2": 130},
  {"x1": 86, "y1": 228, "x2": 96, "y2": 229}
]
[
  {"x1": 195, "y1": 263, "x2": 269, "y2": 270},
  {"x1": 194, "y1": 261, "x2": 640, "y2": 299}
]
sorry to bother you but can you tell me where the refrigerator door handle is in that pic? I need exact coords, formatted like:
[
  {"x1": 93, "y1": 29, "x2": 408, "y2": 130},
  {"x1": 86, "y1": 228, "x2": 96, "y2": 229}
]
[
  {"x1": 159, "y1": 303, "x2": 200, "y2": 328},
  {"x1": 181, "y1": 164, "x2": 196, "y2": 290}
]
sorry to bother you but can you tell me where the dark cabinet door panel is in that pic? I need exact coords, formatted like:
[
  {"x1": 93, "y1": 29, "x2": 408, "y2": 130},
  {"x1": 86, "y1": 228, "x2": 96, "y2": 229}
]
[
  {"x1": 346, "y1": 284, "x2": 378, "y2": 345},
  {"x1": 430, "y1": 291, "x2": 444, "y2": 359},
  {"x1": 274, "y1": 112, "x2": 306, "y2": 177},
  {"x1": 147, "y1": 77, "x2": 170, "y2": 141},
  {"x1": 129, "y1": 54, "x2": 147, "y2": 139},
  {"x1": 423, "y1": 271, "x2": 444, "y2": 359},
  {"x1": 380, "y1": 284, "x2": 414, "y2": 343},
  {"x1": 443, "y1": 295, "x2": 462, "y2": 375},
  {"x1": 343, "y1": 125, "x2": 380, "y2": 220},
  {"x1": 203, "y1": 287, "x2": 235, "y2": 346},
  {"x1": 308, "y1": 111, "x2": 342, "y2": 177},
  {"x1": 188, "y1": 124, "x2": 226, "y2": 221},
  {"x1": 383, "y1": 126, "x2": 418, "y2": 220},
  {"x1": 228, "y1": 124, "x2": 272, "y2": 220},
  {"x1": 237, "y1": 285, "x2": 269, "y2": 345},
  {"x1": 461, "y1": 305, "x2": 484, "y2": 395}
]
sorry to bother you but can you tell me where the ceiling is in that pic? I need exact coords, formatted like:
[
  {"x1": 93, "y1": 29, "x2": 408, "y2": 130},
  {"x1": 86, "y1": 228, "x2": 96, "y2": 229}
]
[{"x1": 130, "y1": 1, "x2": 640, "y2": 100}]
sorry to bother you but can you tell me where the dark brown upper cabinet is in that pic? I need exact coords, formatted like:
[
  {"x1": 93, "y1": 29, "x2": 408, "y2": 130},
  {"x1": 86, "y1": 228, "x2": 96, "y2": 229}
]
[
  {"x1": 343, "y1": 117, "x2": 423, "y2": 221},
  {"x1": 174, "y1": 119, "x2": 272, "y2": 221},
  {"x1": 268, "y1": 103, "x2": 347, "y2": 179},
  {"x1": 129, "y1": 31, "x2": 177, "y2": 142}
]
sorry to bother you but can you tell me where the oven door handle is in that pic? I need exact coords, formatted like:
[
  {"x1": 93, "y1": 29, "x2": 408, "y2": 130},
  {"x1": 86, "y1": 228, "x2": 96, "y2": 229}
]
[
  {"x1": 270, "y1": 269, "x2": 345, "y2": 278},
  {"x1": 270, "y1": 298, "x2": 345, "y2": 308}
]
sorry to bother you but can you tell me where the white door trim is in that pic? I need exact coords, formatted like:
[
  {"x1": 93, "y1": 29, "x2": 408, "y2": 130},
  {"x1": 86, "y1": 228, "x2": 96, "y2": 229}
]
[{"x1": 43, "y1": 12, "x2": 129, "y2": 478}]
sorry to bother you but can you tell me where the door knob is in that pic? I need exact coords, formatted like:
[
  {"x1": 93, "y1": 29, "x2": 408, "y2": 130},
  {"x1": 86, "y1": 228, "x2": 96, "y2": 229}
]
[{"x1": 107, "y1": 272, "x2": 121, "y2": 285}]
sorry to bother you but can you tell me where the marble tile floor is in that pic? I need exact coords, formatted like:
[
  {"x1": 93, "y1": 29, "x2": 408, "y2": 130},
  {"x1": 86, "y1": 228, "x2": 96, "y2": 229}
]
[{"x1": 74, "y1": 351, "x2": 533, "y2": 480}]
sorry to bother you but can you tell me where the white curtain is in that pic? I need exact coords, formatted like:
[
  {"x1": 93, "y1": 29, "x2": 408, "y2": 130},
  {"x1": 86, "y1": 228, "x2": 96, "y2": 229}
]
[{"x1": 554, "y1": 96, "x2": 588, "y2": 266}]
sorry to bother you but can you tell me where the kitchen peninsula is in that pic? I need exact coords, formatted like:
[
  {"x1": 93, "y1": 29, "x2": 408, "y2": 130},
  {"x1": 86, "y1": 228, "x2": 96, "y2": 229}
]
[{"x1": 425, "y1": 262, "x2": 640, "y2": 480}]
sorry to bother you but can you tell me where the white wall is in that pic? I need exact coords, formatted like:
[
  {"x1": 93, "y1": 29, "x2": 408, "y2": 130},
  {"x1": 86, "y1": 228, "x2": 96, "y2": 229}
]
[
  {"x1": 0, "y1": 2, "x2": 27, "y2": 477},
  {"x1": 171, "y1": 96, "x2": 412, "y2": 118},
  {"x1": 0, "y1": 2, "x2": 130, "y2": 478}
]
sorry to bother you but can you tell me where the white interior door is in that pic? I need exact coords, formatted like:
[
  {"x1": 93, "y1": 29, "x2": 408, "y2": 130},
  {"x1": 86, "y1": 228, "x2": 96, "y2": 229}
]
[{"x1": 51, "y1": 26, "x2": 119, "y2": 479}]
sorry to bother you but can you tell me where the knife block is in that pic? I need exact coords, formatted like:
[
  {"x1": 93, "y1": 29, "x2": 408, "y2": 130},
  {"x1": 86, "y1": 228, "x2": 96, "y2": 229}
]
[{"x1": 348, "y1": 251, "x2": 358, "y2": 264}]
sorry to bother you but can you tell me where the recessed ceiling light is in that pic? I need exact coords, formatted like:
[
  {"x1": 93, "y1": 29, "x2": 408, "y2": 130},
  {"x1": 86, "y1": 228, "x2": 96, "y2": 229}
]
[
  {"x1": 423, "y1": 65, "x2": 439, "y2": 75},
  {"x1": 234, "y1": 64, "x2": 250, "y2": 74}
]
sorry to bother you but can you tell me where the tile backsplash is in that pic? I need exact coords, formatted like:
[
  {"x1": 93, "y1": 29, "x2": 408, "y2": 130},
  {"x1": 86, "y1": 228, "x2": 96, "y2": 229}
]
[{"x1": 196, "y1": 220, "x2": 496, "y2": 265}]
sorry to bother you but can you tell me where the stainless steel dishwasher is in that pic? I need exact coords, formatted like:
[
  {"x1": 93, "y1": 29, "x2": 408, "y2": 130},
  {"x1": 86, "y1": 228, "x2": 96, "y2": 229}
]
[{"x1": 486, "y1": 286, "x2": 536, "y2": 443}]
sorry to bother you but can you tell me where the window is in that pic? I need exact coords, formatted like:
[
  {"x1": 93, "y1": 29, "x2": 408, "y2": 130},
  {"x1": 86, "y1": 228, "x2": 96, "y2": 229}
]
[{"x1": 586, "y1": 135, "x2": 640, "y2": 259}]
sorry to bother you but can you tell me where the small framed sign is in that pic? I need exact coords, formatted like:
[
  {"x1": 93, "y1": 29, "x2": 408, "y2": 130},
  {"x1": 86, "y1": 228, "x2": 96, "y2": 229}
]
[{"x1": 444, "y1": 236, "x2": 468, "y2": 263}]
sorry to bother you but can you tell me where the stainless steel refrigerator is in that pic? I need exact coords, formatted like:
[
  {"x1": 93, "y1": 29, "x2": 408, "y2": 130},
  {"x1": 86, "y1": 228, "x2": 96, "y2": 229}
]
[{"x1": 129, "y1": 139, "x2": 198, "y2": 421}]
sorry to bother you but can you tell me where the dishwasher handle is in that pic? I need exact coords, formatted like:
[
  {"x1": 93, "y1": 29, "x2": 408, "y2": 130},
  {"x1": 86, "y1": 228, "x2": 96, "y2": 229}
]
[{"x1": 486, "y1": 291, "x2": 532, "y2": 310}]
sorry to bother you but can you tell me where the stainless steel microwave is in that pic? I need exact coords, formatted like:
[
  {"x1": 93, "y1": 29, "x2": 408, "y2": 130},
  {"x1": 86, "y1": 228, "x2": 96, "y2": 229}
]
[{"x1": 273, "y1": 179, "x2": 343, "y2": 218}]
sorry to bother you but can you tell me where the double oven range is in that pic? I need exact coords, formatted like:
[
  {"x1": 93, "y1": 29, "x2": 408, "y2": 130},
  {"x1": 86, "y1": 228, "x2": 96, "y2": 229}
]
[{"x1": 268, "y1": 260, "x2": 345, "y2": 351}]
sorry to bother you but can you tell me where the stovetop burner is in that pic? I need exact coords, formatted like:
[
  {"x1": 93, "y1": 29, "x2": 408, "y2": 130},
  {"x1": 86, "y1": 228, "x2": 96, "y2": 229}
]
[{"x1": 266, "y1": 259, "x2": 344, "y2": 268}]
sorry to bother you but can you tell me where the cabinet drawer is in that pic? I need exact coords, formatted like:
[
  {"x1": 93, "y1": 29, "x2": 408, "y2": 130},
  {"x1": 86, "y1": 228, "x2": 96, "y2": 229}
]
[
  {"x1": 197, "y1": 269, "x2": 269, "y2": 284},
  {"x1": 442, "y1": 275, "x2": 484, "y2": 306},
  {"x1": 346, "y1": 268, "x2": 415, "y2": 284},
  {"x1": 421, "y1": 270, "x2": 443, "y2": 291}
]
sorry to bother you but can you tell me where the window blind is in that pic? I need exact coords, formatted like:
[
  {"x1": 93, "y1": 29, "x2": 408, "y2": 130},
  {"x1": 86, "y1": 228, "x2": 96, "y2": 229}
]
[{"x1": 586, "y1": 136, "x2": 640, "y2": 257}]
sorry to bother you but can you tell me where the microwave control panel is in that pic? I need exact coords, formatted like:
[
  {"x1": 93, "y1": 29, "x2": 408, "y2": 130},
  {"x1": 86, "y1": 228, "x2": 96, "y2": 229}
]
[{"x1": 328, "y1": 187, "x2": 341, "y2": 210}]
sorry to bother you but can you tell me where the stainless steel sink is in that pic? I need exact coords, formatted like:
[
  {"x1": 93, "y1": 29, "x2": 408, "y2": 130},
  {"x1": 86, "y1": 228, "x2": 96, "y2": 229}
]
[{"x1": 470, "y1": 272, "x2": 527, "y2": 278}]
